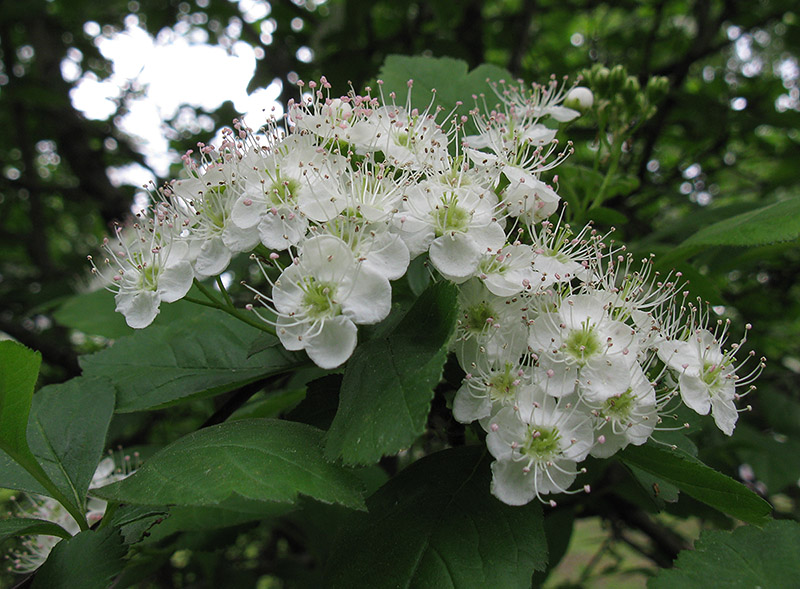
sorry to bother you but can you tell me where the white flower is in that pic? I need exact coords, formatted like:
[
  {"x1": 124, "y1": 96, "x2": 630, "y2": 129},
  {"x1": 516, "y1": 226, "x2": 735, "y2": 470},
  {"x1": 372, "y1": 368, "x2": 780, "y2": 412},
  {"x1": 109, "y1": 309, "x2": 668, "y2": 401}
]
[
  {"x1": 348, "y1": 105, "x2": 450, "y2": 171},
  {"x1": 271, "y1": 235, "x2": 391, "y2": 369},
  {"x1": 398, "y1": 183, "x2": 506, "y2": 282},
  {"x1": 453, "y1": 279, "x2": 529, "y2": 367},
  {"x1": 92, "y1": 210, "x2": 194, "y2": 329},
  {"x1": 564, "y1": 86, "x2": 594, "y2": 111},
  {"x1": 475, "y1": 243, "x2": 539, "y2": 297},
  {"x1": 528, "y1": 293, "x2": 642, "y2": 401},
  {"x1": 657, "y1": 329, "x2": 740, "y2": 435},
  {"x1": 170, "y1": 161, "x2": 259, "y2": 278},
  {"x1": 231, "y1": 134, "x2": 347, "y2": 250},
  {"x1": 585, "y1": 367, "x2": 658, "y2": 458},
  {"x1": 486, "y1": 387, "x2": 593, "y2": 505},
  {"x1": 501, "y1": 166, "x2": 561, "y2": 223},
  {"x1": 452, "y1": 356, "x2": 533, "y2": 424}
]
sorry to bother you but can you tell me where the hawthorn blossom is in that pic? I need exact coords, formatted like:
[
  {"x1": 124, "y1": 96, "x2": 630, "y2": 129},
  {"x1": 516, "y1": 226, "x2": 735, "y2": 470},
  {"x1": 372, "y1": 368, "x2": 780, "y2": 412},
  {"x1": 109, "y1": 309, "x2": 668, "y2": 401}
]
[
  {"x1": 486, "y1": 386, "x2": 593, "y2": 505},
  {"x1": 90, "y1": 209, "x2": 193, "y2": 329},
  {"x1": 267, "y1": 235, "x2": 391, "y2": 369}
]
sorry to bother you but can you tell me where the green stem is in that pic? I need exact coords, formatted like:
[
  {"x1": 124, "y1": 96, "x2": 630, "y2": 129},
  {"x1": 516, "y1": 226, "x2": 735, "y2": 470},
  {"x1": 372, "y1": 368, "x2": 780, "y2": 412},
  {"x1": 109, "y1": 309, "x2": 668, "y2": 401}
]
[
  {"x1": 191, "y1": 279, "x2": 276, "y2": 335},
  {"x1": 589, "y1": 133, "x2": 624, "y2": 211},
  {"x1": 216, "y1": 275, "x2": 234, "y2": 307}
]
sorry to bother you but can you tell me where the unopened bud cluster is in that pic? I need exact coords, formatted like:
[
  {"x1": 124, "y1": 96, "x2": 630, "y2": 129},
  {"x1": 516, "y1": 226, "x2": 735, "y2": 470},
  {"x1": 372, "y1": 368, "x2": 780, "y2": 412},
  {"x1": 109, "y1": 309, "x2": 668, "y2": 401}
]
[{"x1": 91, "y1": 75, "x2": 761, "y2": 506}]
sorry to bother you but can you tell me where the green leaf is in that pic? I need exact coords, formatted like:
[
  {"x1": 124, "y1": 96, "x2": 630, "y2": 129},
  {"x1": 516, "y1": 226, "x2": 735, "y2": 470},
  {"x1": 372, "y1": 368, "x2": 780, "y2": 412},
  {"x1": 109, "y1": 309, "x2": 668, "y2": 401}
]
[
  {"x1": 80, "y1": 307, "x2": 304, "y2": 412},
  {"x1": 618, "y1": 443, "x2": 772, "y2": 525},
  {"x1": 141, "y1": 503, "x2": 292, "y2": 545},
  {"x1": 325, "y1": 281, "x2": 458, "y2": 465},
  {"x1": 377, "y1": 55, "x2": 513, "y2": 134},
  {"x1": 53, "y1": 288, "x2": 199, "y2": 339},
  {"x1": 0, "y1": 341, "x2": 41, "y2": 460},
  {"x1": 94, "y1": 419, "x2": 366, "y2": 511},
  {"x1": 325, "y1": 445, "x2": 547, "y2": 589},
  {"x1": 531, "y1": 507, "x2": 575, "y2": 587},
  {"x1": 682, "y1": 197, "x2": 800, "y2": 247},
  {"x1": 31, "y1": 527, "x2": 126, "y2": 589},
  {"x1": 0, "y1": 376, "x2": 116, "y2": 506},
  {"x1": 0, "y1": 518, "x2": 72, "y2": 543},
  {"x1": 649, "y1": 520, "x2": 800, "y2": 588}
]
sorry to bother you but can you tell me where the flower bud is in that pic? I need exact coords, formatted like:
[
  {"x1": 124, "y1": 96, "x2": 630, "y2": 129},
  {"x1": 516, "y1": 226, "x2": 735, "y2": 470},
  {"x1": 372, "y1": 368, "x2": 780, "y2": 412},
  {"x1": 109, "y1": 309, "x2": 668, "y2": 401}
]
[{"x1": 564, "y1": 86, "x2": 594, "y2": 111}]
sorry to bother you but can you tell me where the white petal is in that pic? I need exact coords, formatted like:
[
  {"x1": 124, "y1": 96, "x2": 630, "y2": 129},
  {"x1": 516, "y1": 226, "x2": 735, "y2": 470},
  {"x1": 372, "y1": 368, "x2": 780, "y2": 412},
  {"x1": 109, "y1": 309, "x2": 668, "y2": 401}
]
[
  {"x1": 711, "y1": 396, "x2": 738, "y2": 436},
  {"x1": 222, "y1": 222, "x2": 260, "y2": 253},
  {"x1": 276, "y1": 315, "x2": 308, "y2": 351},
  {"x1": 678, "y1": 373, "x2": 712, "y2": 415},
  {"x1": 231, "y1": 194, "x2": 262, "y2": 229},
  {"x1": 305, "y1": 315, "x2": 358, "y2": 369},
  {"x1": 300, "y1": 235, "x2": 355, "y2": 281},
  {"x1": 490, "y1": 459, "x2": 536, "y2": 506},
  {"x1": 340, "y1": 267, "x2": 391, "y2": 325},
  {"x1": 360, "y1": 233, "x2": 410, "y2": 281},
  {"x1": 115, "y1": 290, "x2": 160, "y2": 329},
  {"x1": 580, "y1": 356, "x2": 639, "y2": 402},
  {"x1": 193, "y1": 237, "x2": 232, "y2": 279},
  {"x1": 452, "y1": 383, "x2": 493, "y2": 424},
  {"x1": 258, "y1": 210, "x2": 308, "y2": 250},
  {"x1": 429, "y1": 232, "x2": 481, "y2": 281},
  {"x1": 158, "y1": 261, "x2": 194, "y2": 303}
]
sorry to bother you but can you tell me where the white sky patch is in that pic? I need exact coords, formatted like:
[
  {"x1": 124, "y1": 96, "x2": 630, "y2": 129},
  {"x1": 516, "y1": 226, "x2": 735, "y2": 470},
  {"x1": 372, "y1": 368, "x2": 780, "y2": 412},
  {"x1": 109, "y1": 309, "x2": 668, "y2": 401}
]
[{"x1": 70, "y1": 22, "x2": 283, "y2": 180}]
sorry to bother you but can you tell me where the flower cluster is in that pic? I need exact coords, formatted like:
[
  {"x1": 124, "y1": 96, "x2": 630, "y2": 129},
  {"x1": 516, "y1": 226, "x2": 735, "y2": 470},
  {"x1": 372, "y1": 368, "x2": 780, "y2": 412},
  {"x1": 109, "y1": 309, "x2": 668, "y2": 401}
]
[{"x1": 91, "y1": 76, "x2": 762, "y2": 506}]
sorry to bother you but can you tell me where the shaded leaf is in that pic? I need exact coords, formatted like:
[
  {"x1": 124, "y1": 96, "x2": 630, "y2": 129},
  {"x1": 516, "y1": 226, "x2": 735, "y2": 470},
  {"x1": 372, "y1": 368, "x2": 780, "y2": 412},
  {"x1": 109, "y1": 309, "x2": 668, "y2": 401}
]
[
  {"x1": 619, "y1": 443, "x2": 771, "y2": 525},
  {"x1": 0, "y1": 341, "x2": 41, "y2": 460},
  {"x1": 377, "y1": 55, "x2": 513, "y2": 134},
  {"x1": 649, "y1": 520, "x2": 800, "y2": 588},
  {"x1": 32, "y1": 528, "x2": 126, "y2": 589},
  {"x1": 80, "y1": 307, "x2": 304, "y2": 412},
  {"x1": 95, "y1": 419, "x2": 366, "y2": 511},
  {"x1": 325, "y1": 281, "x2": 458, "y2": 465},
  {"x1": 0, "y1": 376, "x2": 116, "y2": 506},
  {"x1": 0, "y1": 518, "x2": 71, "y2": 543},
  {"x1": 325, "y1": 445, "x2": 547, "y2": 589},
  {"x1": 682, "y1": 197, "x2": 800, "y2": 247}
]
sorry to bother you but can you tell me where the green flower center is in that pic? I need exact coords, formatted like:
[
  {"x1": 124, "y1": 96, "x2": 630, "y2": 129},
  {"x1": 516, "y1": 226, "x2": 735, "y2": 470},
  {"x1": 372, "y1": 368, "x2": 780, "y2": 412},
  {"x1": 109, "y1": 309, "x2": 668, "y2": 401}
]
[
  {"x1": 602, "y1": 388, "x2": 636, "y2": 420},
  {"x1": 432, "y1": 196, "x2": 471, "y2": 236},
  {"x1": 488, "y1": 363, "x2": 519, "y2": 402},
  {"x1": 138, "y1": 263, "x2": 159, "y2": 292},
  {"x1": 464, "y1": 301, "x2": 495, "y2": 333},
  {"x1": 522, "y1": 426, "x2": 561, "y2": 460},
  {"x1": 301, "y1": 277, "x2": 339, "y2": 319},
  {"x1": 267, "y1": 176, "x2": 301, "y2": 207},
  {"x1": 564, "y1": 323, "x2": 601, "y2": 364},
  {"x1": 701, "y1": 361, "x2": 725, "y2": 389},
  {"x1": 202, "y1": 186, "x2": 228, "y2": 229}
]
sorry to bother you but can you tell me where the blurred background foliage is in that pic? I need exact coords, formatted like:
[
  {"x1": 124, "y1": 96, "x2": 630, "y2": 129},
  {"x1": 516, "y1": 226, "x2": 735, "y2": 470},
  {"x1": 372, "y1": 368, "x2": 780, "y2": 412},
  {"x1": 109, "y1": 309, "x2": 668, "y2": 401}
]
[{"x1": 1, "y1": 0, "x2": 800, "y2": 586}]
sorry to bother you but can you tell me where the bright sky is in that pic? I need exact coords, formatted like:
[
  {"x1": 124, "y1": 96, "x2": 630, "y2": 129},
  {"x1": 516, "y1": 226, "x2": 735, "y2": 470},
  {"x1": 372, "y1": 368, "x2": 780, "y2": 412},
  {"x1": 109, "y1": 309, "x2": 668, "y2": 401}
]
[{"x1": 67, "y1": 13, "x2": 284, "y2": 193}]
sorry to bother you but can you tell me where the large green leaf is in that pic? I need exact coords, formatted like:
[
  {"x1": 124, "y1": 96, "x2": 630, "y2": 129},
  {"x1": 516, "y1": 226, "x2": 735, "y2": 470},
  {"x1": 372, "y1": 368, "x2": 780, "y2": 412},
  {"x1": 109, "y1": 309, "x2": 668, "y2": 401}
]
[
  {"x1": 325, "y1": 281, "x2": 458, "y2": 465},
  {"x1": 80, "y1": 307, "x2": 305, "y2": 412},
  {"x1": 95, "y1": 419, "x2": 366, "y2": 511},
  {"x1": 0, "y1": 376, "x2": 116, "y2": 506},
  {"x1": 31, "y1": 527, "x2": 127, "y2": 589},
  {"x1": 325, "y1": 445, "x2": 547, "y2": 589},
  {"x1": 681, "y1": 197, "x2": 800, "y2": 247},
  {"x1": 0, "y1": 341, "x2": 41, "y2": 461},
  {"x1": 649, "y1": 520, "x2": 800, "y2": 588},
  {"x1": 53, "y1": 288, "x2": 202, "y2": 339},
  {"x1": 377, "y1": 55, "x2": 513, "y2": 134},
  {"x1": 0, "y1": 518, "x2": 72, "y2": 543},
  {"x1": 618, "y1": 443, "x2": 772, "y2": 525}
]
